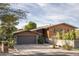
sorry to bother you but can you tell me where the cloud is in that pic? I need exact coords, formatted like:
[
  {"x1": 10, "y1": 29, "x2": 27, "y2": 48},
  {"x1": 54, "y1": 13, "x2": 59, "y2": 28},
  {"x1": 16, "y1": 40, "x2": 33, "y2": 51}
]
[
  {"x1": 47, "y1": 15, "x2": 69, "y2": 20},
  {"x1": 37, "y1": 3, "x2": 47, "y2": 7},
  {"x1": 11, "y1": 3, "x2": 79, "y2": 28}
]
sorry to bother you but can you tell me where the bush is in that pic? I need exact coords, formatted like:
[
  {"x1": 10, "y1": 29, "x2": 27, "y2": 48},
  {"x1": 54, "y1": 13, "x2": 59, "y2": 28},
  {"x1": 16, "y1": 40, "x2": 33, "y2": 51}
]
[
  {"x1": 8, "y1": 39, "x2": 15, "y2": 48},
  {"x1": 0, "y1": 41, "x2": 1, "y2": 44},
  {"x1": 38, "y1": 36, "x2": 44, "y2": 44},
  {"x1": 62, "y1": 44, "x2": 73, "y2": 50},
  {"x1": 56, "y1": 32, "x2": 63, "y2": 39}
]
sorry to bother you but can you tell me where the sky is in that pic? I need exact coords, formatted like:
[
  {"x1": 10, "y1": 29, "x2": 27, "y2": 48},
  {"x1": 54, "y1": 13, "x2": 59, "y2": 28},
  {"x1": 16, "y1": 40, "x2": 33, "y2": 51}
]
[{"x1": 11, "y1": 3, "x2": 79, "y2": 29}]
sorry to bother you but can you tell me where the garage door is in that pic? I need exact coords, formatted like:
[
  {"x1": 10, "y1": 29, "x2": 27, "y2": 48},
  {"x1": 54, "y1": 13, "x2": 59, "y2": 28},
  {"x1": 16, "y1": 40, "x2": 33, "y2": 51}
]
[{"x1": 16, "y1": 36, "x2": 36, "y2": 44}]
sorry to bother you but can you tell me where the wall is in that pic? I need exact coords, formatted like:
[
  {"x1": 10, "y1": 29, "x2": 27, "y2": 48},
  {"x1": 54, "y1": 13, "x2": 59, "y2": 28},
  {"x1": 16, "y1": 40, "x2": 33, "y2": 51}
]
[
  {"x1": 56, "y1": 40, "x2": 74, "y2": 47},
  {"x1": 15, "y1": 31, "x2": 37, "y2": 36},
  {"x1": 46, "y1": 24, "x2": 75, "y2": 44},
  {"x1": 51, "y1": 40, "x2": 79, "y2": 48},
  {"x1": 74, "y1": 40, "x2": 79, "y2": 48}
]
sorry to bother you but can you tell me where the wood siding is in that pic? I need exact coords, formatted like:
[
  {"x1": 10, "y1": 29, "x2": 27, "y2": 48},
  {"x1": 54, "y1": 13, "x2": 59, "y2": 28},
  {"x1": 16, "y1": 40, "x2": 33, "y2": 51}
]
[
  {"x1": 16, "y1": 31, "x2": 38, "y2": 36},
  {"x1": 46, "y1": 24, "x2": 75, "y2": 39}
]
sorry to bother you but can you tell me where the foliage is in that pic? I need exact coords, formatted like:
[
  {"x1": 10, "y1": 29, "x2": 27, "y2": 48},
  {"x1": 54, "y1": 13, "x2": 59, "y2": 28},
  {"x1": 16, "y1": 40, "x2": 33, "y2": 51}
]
[
  {"x1": 64, "y1": 32, "x2": 71, "y2": 40},
  {"x1": 0, "y1": 41, "x2": 1, "y2": 44},
  {"x1": 0, "y1": 4, "x2": 26, "y2": 19},
  {"x1": 0, "y1": 14, "x2": 18, "y2": 41},
  {"x1": 38, "y1": 35, "x2": 44, "y2": 44},
  {"x1": 56, "y1": 32, "x2": 62, "y2": 39},
  {"x1": 62, "y1": 44, "x2": 73, "y2": 50},
  {"x1": 24, "y1": 21, "x2": 37, "y2": 31},
  {"x1": 75, "y1": 30, "x2": 79, "y2": 36},
  {"x1": 71, "y1": 30, "x2": 76, "y2": 40},
  {"x1": 0, "y1": 3, "x2": 27, "y2": 41},
  {"x1": 8, "y1": 38, "x2": 15, "y2": 48},
  {"x1": 56, "y1": 30, "x2": 76, "y2": 40},
  {"x1": 0, "y1": 4, "x2": 27, "y2": 48}
]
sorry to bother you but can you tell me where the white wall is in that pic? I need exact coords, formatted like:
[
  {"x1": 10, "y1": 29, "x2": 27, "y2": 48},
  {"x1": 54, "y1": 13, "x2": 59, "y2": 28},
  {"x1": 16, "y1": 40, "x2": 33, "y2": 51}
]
[{"x1": 49, "y1": 39, "x2": 79, "y2": 48}]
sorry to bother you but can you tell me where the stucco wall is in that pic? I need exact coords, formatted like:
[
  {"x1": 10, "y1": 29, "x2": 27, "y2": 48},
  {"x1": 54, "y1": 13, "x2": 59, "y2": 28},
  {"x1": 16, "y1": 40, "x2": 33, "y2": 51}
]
[
  {"x1": 49, "y1": 39, "x2": 79, "y2": 48},
  {"x1": 56, "y1": 40, "x2": 74, "y2": 47}
]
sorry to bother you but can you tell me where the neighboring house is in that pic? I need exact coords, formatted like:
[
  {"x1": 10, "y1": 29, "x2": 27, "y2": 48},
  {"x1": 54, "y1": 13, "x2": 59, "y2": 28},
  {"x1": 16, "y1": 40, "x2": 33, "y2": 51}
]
[{"x1": 14, "y1": 23, "x2": 77, "y2": 44}]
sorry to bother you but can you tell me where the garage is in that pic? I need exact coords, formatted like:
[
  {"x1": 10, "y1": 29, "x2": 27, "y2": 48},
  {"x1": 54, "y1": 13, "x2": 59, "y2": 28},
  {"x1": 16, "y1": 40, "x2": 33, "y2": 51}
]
[
  {"x1": 16, "y1": 36, "x2": 36, "y2": 44},
  {"x1": 14, "y1": 30, "x2": 39, "y2": 45}
]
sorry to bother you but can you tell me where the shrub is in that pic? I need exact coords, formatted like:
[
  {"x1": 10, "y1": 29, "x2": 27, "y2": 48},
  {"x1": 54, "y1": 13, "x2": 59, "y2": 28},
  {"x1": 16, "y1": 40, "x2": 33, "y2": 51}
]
[
  {"x1": 62, "y1": 44, "x2": 73, "y2": 50},
  {"x1": 52, "y1": 44, "x2": 56, "y2": 48},
  {"x1": 38, "y1": 35, "x2": 44, "y2": 44},
  {"x1": 0, "y1": 41, "x2": 1, "y2": 44},
  {"x1": 56, "y1": 32, "x2": 63, "y2": 40},
  {"x1": 8, "y1": 38, "x2": 15, "y2": 48},
  {"x1": 70, "y1": 30, "x2": 76, "y2": 40}
]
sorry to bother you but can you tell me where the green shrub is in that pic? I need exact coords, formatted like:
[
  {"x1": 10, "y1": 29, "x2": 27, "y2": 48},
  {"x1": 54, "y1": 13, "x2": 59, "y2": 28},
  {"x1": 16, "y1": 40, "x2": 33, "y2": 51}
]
[
  {"x1": 38, "y1": 36, "x2": 44, "y2": 44},
  {"x1": 0, "y1": 41, "x2": 1, "y2": 44},
  {"x1": 56, "y1": 32, "x2": 63, "y2": 39},
  {"x1": 8, "y1": 38, "x2": 15, "y2": 48},
  {"x1": 56, "y1": 30, "x2": 76, "y2": 40},
  {"x1": 4, "y1": 41, "x2": 8, "y2": 46},
  {"x1": 62, "y1": 44, "x2": 73, "y2": 50}
]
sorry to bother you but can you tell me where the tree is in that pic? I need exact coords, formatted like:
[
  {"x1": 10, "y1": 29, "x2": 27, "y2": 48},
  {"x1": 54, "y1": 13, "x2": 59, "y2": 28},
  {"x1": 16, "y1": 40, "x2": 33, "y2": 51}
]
[
  {"x1": 0, "y1": 3, "x2": 28, "y2": 48},
  {"x1": 0, "y1": 14, "x2": 18, "y2": 40},
  {"x1": 24, "y1": 21, "x2": 37, "y2": 31},
  {"x1": 0, "y1": 4, "x2": 27, "y2": 20},
  {"x1": 0, "y1": 4, "x2": 27, "y2": 48}
]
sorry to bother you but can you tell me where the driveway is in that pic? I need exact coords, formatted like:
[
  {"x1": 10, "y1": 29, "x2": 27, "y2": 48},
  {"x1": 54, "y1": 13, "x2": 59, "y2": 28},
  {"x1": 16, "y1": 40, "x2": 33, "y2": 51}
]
[{"x1": 1, "y1": 44, "x2": 79, "y2": 56}]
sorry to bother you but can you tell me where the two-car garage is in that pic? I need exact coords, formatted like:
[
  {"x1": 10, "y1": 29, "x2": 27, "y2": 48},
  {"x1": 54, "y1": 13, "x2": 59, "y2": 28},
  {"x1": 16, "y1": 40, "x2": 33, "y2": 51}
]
[
  {"x1": 16, "y1": 36, "x2": 36, "y2": 44},
  {"x1": 14, "y1": 31, "x2": 39, "y2": 45}
]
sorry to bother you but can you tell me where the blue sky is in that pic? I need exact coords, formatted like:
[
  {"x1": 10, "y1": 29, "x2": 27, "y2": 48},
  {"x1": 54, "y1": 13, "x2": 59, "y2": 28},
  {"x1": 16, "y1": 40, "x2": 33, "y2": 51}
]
[{"x1": 11, "y1": 3, "x2": 79, "y2": 29}]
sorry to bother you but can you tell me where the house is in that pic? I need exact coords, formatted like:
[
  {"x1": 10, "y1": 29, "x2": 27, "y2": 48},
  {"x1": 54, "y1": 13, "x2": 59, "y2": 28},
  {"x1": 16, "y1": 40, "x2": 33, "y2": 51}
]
[
  {"x1": 14, "y1": 23, "x2": 77, "y2": 45},
  {"x1": 31, "y1": 23, "x2": 77, "y2": 44}
]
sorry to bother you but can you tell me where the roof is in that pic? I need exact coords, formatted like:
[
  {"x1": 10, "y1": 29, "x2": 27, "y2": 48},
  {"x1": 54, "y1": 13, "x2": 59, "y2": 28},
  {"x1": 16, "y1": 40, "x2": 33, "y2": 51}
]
[
  {"x1": 50, "y1": 23, "x2": 77, "y2": 28},
  {"x1": 13, "y1": 30, "x2": 41, "y2": 36},
  {"x1": 31, "y1": 23, "x2": 77, "y2": 31},
  {"x1": 14, "y1": 23, "x2": 77, "y2": 35}
]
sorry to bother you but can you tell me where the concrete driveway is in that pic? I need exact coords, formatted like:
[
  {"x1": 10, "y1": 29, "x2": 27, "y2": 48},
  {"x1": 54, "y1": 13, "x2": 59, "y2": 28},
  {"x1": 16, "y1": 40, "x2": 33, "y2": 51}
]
[
  {"x1": 8, "y1": 44, "x2": 79, "y2": 56},
  {"x1": 1, "y1": 44, "x2": 79, "y2": 56}
]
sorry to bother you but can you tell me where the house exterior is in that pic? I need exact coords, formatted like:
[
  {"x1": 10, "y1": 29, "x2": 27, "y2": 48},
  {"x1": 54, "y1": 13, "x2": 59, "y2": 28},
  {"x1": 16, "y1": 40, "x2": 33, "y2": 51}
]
[
  {"x1": 44, "y1": 23, "x2": 77, "y2": 43},
  {"x1": 31, "y1": 23, "x2": 77, "y2": 44},
  {"x1": 14, "y1": 23, "x2": 77, "y2": 44}
]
